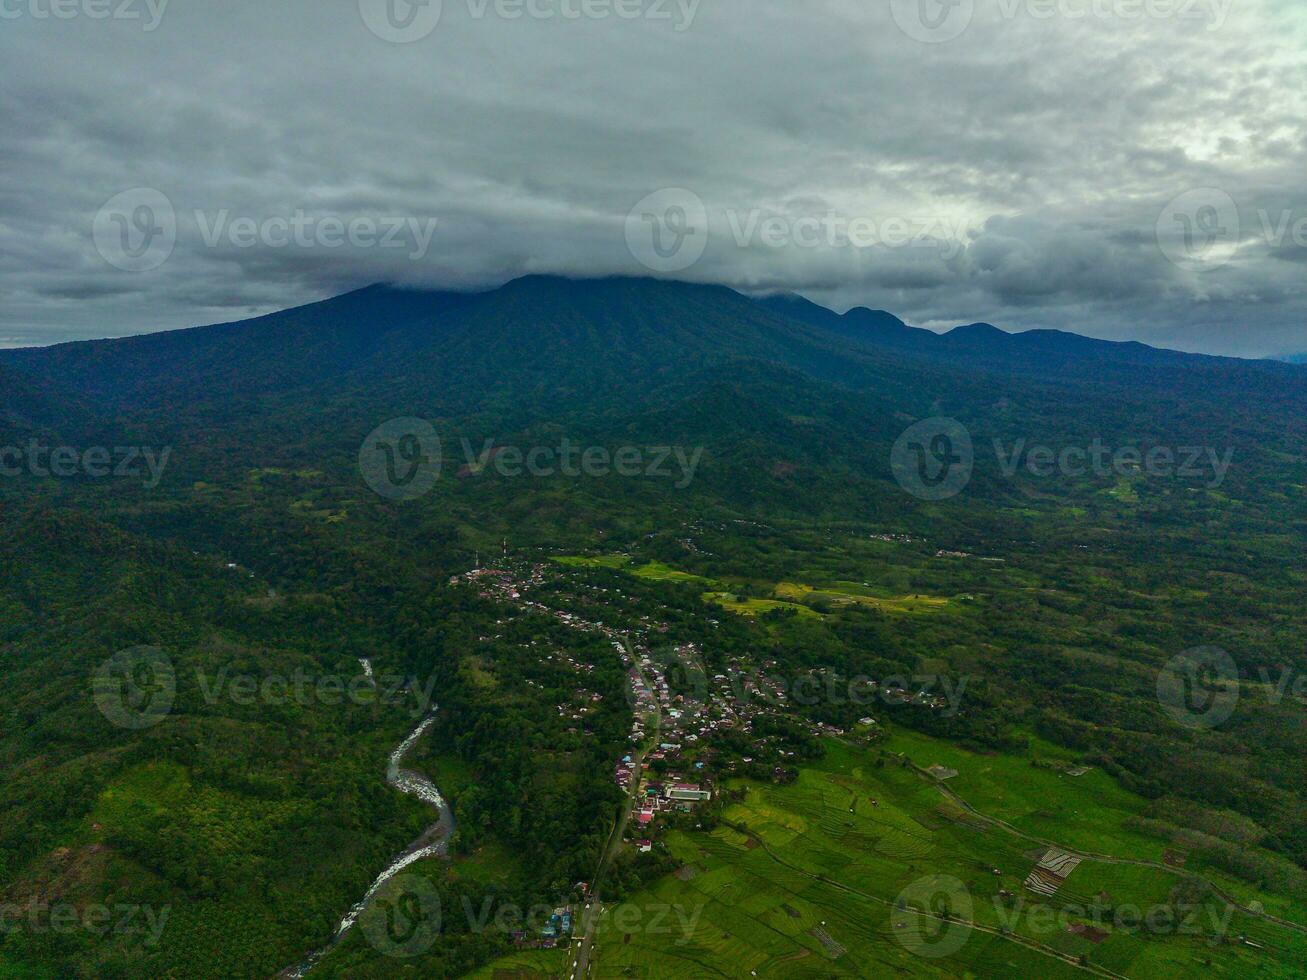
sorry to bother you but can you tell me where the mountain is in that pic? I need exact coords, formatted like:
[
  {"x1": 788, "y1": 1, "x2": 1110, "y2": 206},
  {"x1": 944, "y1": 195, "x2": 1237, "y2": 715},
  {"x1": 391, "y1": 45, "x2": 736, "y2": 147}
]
[
  {"x1": 756, "y1": 293, "x2": 917, "y2": 343},
  {"x1": 0, "y1": 277, "x2": 979, "y2": 465},
  {"x1": 2, "y1": 274, "x2": 1307, "y2": 979},
  {"x1": 0, "y1": 284, "x2": 473, "y2": 413},
  {"x1": 6, "y1": 276, "x2": 1303, "y2": 427},
  {"x1": 2, "y1": 275, "x2": 1302, "y2": 501},
  {"x1": 771, "y1": 289, "x2": 1267, "y2": 366}
]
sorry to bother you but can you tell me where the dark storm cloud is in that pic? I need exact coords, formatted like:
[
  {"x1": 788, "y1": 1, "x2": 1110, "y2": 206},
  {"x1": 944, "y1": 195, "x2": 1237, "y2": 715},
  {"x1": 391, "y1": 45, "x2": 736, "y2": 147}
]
[{"x1": 0, "y1": 0, "x2": 1304, "y2": 356}]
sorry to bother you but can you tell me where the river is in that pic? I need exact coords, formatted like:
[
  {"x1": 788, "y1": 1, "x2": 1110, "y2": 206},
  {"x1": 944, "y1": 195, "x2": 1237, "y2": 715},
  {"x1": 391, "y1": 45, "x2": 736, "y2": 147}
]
[{"x1": 280, "y1": 666, "x2": 454, "y2": 977}]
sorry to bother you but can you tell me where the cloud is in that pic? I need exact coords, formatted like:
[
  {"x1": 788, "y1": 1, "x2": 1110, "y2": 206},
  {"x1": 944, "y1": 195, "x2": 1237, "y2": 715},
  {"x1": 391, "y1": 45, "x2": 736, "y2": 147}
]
[{"x1": 0, "y1": 0, "x2": 1304, "y2": 356}]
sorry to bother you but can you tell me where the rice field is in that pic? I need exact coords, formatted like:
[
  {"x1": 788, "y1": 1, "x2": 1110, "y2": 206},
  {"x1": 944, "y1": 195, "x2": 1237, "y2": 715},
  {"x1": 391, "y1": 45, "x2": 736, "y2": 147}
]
[{"x1": 584, "y1": 737, "x2": 1307, "y2": 979}]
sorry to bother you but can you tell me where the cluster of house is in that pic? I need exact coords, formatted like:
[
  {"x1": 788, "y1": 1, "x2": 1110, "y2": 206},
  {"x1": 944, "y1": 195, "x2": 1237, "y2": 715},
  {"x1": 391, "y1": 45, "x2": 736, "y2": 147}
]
[
  {"x1": 557, "y1": 688, "x2": 604, "y2": 720},
  {"x1": 542, "y1": 650, "x2": 597, "y2": 676},
  {"x1": 614, "y1": 753, "x2": 638, "y2": 791},
  {"x1": 541, "y1": 907, "x2": 573, "y2": 943},
  {"x1": 454, "y1": 566, "x2": 532, "y2": 600},
  {"x1": 457, "y1": 561, "x2": 869, "y2": 840},
  {"x1": 511, "y1": 906, "x2": 574, "y2": 949},
  {"x1": 633, "y1": 778, "x2": 714, "y2": 828}
]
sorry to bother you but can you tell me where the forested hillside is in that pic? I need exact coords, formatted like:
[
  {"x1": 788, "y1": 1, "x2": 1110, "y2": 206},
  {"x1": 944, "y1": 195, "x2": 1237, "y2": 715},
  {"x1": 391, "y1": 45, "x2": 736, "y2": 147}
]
[{"x1": 1, "y1": 277, "x2": 1304, "y2": 977}]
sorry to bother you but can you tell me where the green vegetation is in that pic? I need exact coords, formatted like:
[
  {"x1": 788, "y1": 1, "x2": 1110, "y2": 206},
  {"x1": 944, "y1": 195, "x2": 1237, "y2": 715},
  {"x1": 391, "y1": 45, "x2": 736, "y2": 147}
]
[
  {"x1": 774, "y1": 581, "x2": 953, "y2": 614},
  {"x1": 589, "y1": 737, "x2": 1307, "y2": 978},
  {"x1": 462, "y1": 947, "x2": 570, "y2": 978},
  {"x1": 1, "y1": 277, "x2": 1305, "y2": 977},
  {"x1": 703, "y1": 591, "x2": 821, "y2": 619}
]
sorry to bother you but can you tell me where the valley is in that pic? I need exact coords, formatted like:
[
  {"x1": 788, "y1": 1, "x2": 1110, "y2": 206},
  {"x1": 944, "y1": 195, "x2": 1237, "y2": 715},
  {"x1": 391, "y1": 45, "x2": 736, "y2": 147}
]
[
  {"x1": 9, "y1": 2, "x2": 1307, "y2": 975},
  {"x1": 0, "y1": 277, "x2": 1304, "y2": 978}
]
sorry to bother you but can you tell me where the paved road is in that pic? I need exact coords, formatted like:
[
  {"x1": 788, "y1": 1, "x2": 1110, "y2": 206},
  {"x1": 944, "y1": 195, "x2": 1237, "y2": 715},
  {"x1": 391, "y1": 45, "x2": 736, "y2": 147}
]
[{"x1": 571, "y1": 638, "x2": 661, "y2": 980}]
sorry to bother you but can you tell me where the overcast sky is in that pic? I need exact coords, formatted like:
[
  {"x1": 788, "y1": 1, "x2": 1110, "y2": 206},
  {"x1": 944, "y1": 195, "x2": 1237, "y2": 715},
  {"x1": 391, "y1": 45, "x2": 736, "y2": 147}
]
[{"x1": 1, "y1": 0, "x2": 1305, "y2": 356}]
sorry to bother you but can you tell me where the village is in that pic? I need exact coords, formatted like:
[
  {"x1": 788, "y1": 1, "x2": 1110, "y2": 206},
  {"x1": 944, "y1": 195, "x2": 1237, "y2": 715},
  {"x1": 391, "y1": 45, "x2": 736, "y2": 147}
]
[{"x1": 451, "y1": 559, "x2": 955, "y2": 856}]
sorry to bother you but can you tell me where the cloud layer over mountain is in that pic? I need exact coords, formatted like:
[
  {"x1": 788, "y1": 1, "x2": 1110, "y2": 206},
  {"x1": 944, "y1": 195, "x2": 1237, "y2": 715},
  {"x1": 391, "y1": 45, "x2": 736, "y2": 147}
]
[{"x1": 2, "y1": 0, "x2": 1305, "y2": 355}]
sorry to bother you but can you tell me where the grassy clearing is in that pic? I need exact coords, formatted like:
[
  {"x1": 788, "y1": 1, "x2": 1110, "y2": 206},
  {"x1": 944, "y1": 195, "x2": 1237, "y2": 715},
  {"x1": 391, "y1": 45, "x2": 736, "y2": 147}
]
[
  {"x1": 449, "y1": 840, "x2": 523, "y2": 890},
  {"x1": 703, "y1": 581, "x2": 951, "y2": 621},
  {"x1": 774, "y1": 581, "x2": 951, "y2": 614},
  {"x1": 701, "y1": 592, "x2": 820, "y2": 619},
  {"x1": 90, "y1": 760, "x2": 309, "y2": 857},
  {"x1": 552, "y1": 556, "x2": 959, "y2": 623},
  {"x1": 631, "y1": 561, "x2": 714, "y2": 585}
]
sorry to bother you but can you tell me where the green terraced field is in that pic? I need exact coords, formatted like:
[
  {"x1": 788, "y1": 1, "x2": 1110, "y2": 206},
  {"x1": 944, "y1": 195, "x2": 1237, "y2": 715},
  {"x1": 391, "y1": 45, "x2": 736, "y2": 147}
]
[
  {"x1": 583, "y1": 737, "x2": 1307, "y2": 979},
  {"x1": 882, "y1": 729, "x2": 1307, "y2": 929},
  {"x1": 462, "y1": 947, "x2": 571, "y2": 979}
]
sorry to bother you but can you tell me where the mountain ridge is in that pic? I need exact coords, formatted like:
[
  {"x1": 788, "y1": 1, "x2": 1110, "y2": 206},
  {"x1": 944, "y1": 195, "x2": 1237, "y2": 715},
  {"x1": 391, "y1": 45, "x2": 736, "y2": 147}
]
[
  {"x1": 2, "y1": 275, "x2": 1303, "y2": 448},
  {"x1": 6, "y1": 274, "x2": 1289, "y2": 368}
]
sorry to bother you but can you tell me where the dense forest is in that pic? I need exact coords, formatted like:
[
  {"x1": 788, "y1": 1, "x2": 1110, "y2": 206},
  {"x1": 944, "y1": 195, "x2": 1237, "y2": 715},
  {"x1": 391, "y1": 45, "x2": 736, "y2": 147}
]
[{"x1": 0, "y1": 276, "x2": 1304, "y2": 976}]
